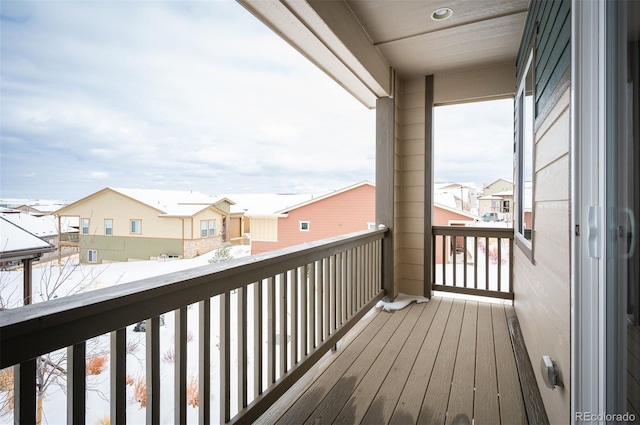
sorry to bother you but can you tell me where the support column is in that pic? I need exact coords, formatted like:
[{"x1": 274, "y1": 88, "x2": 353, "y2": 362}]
[
  {"x1": 23, "y1": 258, "x2": 33, "y2": 305},
  {"x1": 424, "y1": 75, "x2": 435, "y2": 296},
  {"x1": 376, "y1": 96, "x2": 395, "y2": 300}
]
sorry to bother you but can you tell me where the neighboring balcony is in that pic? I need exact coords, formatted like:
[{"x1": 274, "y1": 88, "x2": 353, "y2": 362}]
[{"x1": 0, "y1": 225, "x2": 524, "y2": 425}]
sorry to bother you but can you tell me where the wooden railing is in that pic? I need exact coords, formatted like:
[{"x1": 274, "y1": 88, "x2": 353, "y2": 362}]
[
  {"x1": 0, "y1": 229, "x2": 386, "y2": 424},
  {"x1": 432, "y1": 226, "x2": 514, "y2": 300}
]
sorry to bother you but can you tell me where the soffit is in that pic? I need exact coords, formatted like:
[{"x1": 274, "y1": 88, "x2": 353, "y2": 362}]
[{"x1": 344, "y1": 0, "x2": 529, "y2": 77}]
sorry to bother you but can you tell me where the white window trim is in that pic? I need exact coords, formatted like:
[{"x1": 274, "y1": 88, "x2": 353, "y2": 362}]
[
  {"x1": 105, "y1": 219, "x2": 113, "y2": 236},
  {"x1": 81, "y1": 218, "x2": 89, "y2": 235},
  {"x1": 130, "y1": 219, "x2": 142, "y2": 235},
  {"x1": 299, "y1": 221, "x2": 310, "y2": 232},
  {"x1": 87, "y1": 249, "x2": 98, "y2": 263}
]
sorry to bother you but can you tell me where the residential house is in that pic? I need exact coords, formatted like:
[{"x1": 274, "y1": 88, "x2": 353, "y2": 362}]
[
  {"x1": 482, "y1": 178, "x2": 513, "y2": 196},
  {"x1": 246, "y1": 182, "x2": 375, "y2": 255},
  {"x1": 434, "y1": 182, "x2": 478, "y2": 212},
  {"x1": 55, "y1": 188, "x2": 234, "y2": 263},
  {"x1": 3, "y1": 1, "x2": 638, "y2": 424}
]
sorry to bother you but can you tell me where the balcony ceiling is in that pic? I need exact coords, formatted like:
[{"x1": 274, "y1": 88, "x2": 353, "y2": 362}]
[
  {"x1": 345, "y1": 0, "x2": 529, "y2": 77},
  {"x1": 238, "y1": 0, "x2": 529, "y2": 107}
]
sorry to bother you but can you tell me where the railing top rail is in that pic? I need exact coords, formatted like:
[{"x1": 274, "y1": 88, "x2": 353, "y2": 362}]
[
  {"x1": 0, "y1": 228, "x2": 386, "y2": 368},
  {"x1": 432, "y1": 225, "x2": 514, "y2": 239}
]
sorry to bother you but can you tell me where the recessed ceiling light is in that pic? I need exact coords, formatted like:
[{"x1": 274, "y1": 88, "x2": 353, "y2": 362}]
[{"x1": 431, "y1": 7, "x2": 453, "y2": 21}]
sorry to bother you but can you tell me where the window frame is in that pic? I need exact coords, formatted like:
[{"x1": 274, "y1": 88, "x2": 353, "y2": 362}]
[
  {"x1": 87, "y1": 249, "x2": 98, "y2": 263},
  {"x1": 515, "y1": 43, "x2": 536, "y2": 261},
  {"x1": 104, "y1": 219, "x2": 113, "y2": 236},
  {"x1": 208, "y1": 219, "x2": 215, "y2": 237},
  {"x1": 299, "y1": 221, "x2": 310, "y2": 232},
  {"x1": 81, "y1": 218, "x2": 89, "y2": 235},
  {"x1": 130, "y1": 219, "x2": 142, "y2": 235}
]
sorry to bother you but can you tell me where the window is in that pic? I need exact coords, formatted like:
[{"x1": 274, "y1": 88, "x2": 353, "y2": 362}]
[
  {"x1": 201, "y1": 220, "x2": 216, "y2": 237},
  {"x1": 87, "y1": 249, "x2": 97, "y2": 263},
  {"x1": 130, "y1": 219, "x2": 142, "y2": 234},
  {"x1": 104, "y1": 219, "x2": 113, "y2": 236},
  {"x1": 367, "y1": 222, "x2": 376, "y2": 230},
  {"x1": 502, "y1": 200, "x2": 510, "y2": 213},
  {"x1": 81, "y1": 218, "x2": 89, "y2": 235},
  {"x1": 299, "y1": 221, "x2": 310, "y2": 232},
  {"x1": 516, "y1": 48, "x2": 535, "y2": 254}
]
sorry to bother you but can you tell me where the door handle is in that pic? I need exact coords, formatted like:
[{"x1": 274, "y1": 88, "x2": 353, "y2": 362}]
[
  {"x1": 588, "y1": 206, "x2": 601, "y2": 258},
  {"x1": 621, "y1": 207, "x2": 636, "y2": 259}
]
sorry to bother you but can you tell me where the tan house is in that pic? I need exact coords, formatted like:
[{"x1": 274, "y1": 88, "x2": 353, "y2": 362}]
[
  {"x1": 482, "y1": 178, "x2": 513, "y2": 196},
  {"x1": 55, "y1": 188, "x2": 234, "y2": 263}
]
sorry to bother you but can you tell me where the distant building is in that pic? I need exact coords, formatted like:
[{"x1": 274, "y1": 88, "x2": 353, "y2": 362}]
[{"x1": 56, "y1": 188, "x2": 234, "y2": 263}]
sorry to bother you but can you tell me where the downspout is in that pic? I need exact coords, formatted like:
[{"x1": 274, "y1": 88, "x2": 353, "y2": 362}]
[{"x1": 179, "y1": 217, "x2": 185, "y2": 258}]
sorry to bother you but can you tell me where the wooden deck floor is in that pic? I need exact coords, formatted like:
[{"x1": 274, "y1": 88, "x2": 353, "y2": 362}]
[{"x1": 256, "y1": 296, "x2": 527, "y2": 425}]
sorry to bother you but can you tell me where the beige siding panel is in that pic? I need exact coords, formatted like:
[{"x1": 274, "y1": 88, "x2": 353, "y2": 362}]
[
  {"x1": 535, "y1": 154, "x2": 569, "y2": 202},
  {"x1": 400, "y1": 171, "x2": 424, "y2": 187},
  {"x1": 192, "y1": 208, "x2": 225, "y2": 240},
  {"x1": 403, "y1": 139, "x2": 425, "y2": 156},
  {"x1": 399, "y1": 278, "x2": 423, "y2": 295},
  {"x1": 404, "y1": 107, "x2": 426, "y2": 125},
  {"x1": 433, "y1": 62, "x2": 516, "y2": 105},
  {"x1": 403, "y1": 77, "x2": 425, "y2": 94},
  {"x1": 513, "y1": 88, "x2": 570, "y2": 424},
  {"x1": 399, "y1": 232, "x2": 424, "y2": 249},
  {"x1": 400, "y1": 248, "x2": 423, "y2": 265},
  {"x1": 401, "y1": 92, "x2": 426, "y2": 110},
  {"x1": 401, "y1": 154, "x2": 424, "y2": 171},
  {"x1": 400, "y1": 202, "x2": 425, "y2": 219},
  {"x1": 396, "y1": 218, "x2": 424, "y2": 234},
  {"x1": 400, "y1": 263, "x2": 424, "y2": 281},
  {"x1": 403, "y1": 123, "x2": 425, "y2": 141},
  {"x1": 399, "y1": 186, "x2": 425, "y2": 203},
  {"x1": 251, "y1": 217, "x2": 278, "y2": 242},
  {"x1": 536, "y1": 104, "x2": 570, "y2": 171}
]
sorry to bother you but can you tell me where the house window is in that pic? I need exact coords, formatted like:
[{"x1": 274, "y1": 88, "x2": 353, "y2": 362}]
[
  {"x1": 130, "y1": 219, "x2": 142, "y2": 234},
  {"x1": 81, "y1": 218, "x2": 89, "y2": 235},
  {"x1": 367, "y1": 222, "x2": 376, "y2": 230},
  {"x1": 87, "y1": 249, "x2": 97, "y2": 263},
  {"x1": 104, "y1": 219, "x2": 113, "y2": 236},
  {"x1": 201, "y1": 220, "x2": 216, "y2": 237},
  {"x1": 515, "y1": 47, "x2": 535, "y2": 254},
  {"x1": 502, "y1": 200, "x2": 510, "y2": 213},
  {"x1": 299, "y1": 221, "x2": 310, "y2": 232}
]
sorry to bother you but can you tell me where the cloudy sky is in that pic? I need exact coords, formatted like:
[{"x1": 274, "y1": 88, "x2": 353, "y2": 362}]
[{"x1": 0, "y1": 1, "x2": 513, "y2": 201}]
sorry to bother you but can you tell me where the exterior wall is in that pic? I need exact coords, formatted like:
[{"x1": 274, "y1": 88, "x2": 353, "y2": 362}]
[
  {"x1": 251, "y1": 218, "x2": 278, "y2": 242},
  {"x1": 513, "y1": 88, "x2": 570, "y2": 424},
  {"x1": 60, "y1": 190, "x2": 183, "y2": 239},
  {"x1": 433, "y1": 207, "x2": 475, "y2": 264},
  {"x1": 396, "y1": 77, "x2": 425, "y2": 295},
  {"x1": 80, "y1": 235, "x2": 183, "y2": 263},
  {"x1": 183, "y1": 237, "x2": 222, "y2": 259},
  {"x1": 251, "y1": 184, "x2": 375, "y2": 254},
  {"x1": 483, "y1": 179, "x2": 513, "y2": 196}
]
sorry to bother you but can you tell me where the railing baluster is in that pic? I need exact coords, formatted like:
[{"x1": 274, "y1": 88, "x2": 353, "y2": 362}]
[
  {"x1": 324, "y1": 256, "x2": 331, "y2": 340},
  {"x1": 238, "y1": 286, "x2": 247, "y2": 410},
  {"x1": 253, "y1": 281, "x2": 263, "y2": 398},
  {"x1": 334, "y1": 253, "x2": 340, "y2": 330},
  {"x1": 485, "y1": 236, "x2": 490, "y2": 290},
  {"x1": 14, "y1": 360, "x2": 36, "y2": 425},
  {"x1": 303, "y1": 263, "x2": 311, "y2": 356},
  {"x1": 497, "y1": 237, "x2": 503, "y2": 292},
  {"x1": 220, "y1": 293, "x2": 230, "y2": 424},
  {"x1": 452, "y1": 236, "x2": 457, "y2": 286},
  {"x1": 198, "y1": 302, "x2": 210, "y2": 425},
  {"x1": 110, "y1": 328, "x2": 126, "y2": 425},
  {"x1": 291, "y1": 269, "x2": 298, "y2": 365},
  {"x1": 509, "y1": 237, "x2": 514, "y2": 293},
  {"x1": 279, "y1": 272, "x2": 287, "y2": 377},
  {"x1": 267, "y1": 277, "x2": 276, "y2": 385},
  {"x1": 441, "y1": 235, "x2": 446, "y2": 286},
  {"x1": 146, "y1": 317, "x2": 160, "y2": 425},
  {"x1": 175, "y1": 307, "x2": 187, "y2": 424},
  {"x1": 463, "y1": 236, "x2": 468, "y2": 287},
  {"x1": 474, "y1": 237, "x2": 478, "y2": 289},
  {"x1": 311, "y1": 261, "x2": 318, "y2": 349},
  {"x1": 67, "y1": 342, "x2": 86, "y2": 425}
]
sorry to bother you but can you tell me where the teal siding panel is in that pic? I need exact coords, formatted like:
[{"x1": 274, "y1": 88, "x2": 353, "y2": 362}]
[
  {"x1": 537, "y1": 12, "x2": 570, "y2": 108},
  {"x1": 536, "y1": 42, "x2": 570, "y2": 112},
  {"x1": 535, "y1": 0, "x2": 563, "y2": 75}
]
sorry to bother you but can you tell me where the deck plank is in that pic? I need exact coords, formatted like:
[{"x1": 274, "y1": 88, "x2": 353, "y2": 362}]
[
  {"x1": 492, "y1": 304, "x2": 527, "y2": 424},
  {"x1": 389, "y1": 298, "x2": 454, "y2": 425},
  {"x1": 318, "y1": 302, "x2": 428, "y2": 424},
  {"x1": 473, "y1": 302, "x2": 500, "y2": 425},
  {"x1": 298, "y1": 308, "x2": 420, "y2": 424},
  {"x1": 360, "y1": 298, "x2": 442, "y2": 425},
  {"x1": 417, "y1": 299, "x2": 466, "y2": 425},
  {"x1": 276, "y1": 306, "x2": 410, "y2": 425},
  {"x1": 445, "y1": 301, "x2": 478, "y2": 425}
]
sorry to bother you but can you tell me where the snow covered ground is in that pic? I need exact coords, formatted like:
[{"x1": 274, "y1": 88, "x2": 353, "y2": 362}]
[{"x1": 1, "y1": 246, "x2": 254, "y2": 425}]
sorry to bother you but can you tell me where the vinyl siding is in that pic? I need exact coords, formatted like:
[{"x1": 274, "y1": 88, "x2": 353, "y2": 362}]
[
  {"x1": 80, "y1": 236, "x2": 183, "y2": 263},
  {"x1": 396, "y1": 77, "x2": 426, "y2": 294},
  {"x1": 513, "y1": 88, "x2": 570, "y2": 424},
  {"x1": 251, "y1": 184, "x2": 374, "y2": 255},
  {"x1": 516, "y1": 0, "x2": 570, "y2": 117}
]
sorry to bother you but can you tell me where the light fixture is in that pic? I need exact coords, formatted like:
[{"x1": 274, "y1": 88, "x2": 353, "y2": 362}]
[{"x1": 431, "y1": 7, "x2": 453, "y2": 21}]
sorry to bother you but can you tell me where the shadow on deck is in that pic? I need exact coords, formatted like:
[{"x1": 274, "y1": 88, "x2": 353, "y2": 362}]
[{"x1": 256, "y1": 296, "x2": 527, "y2": 425}]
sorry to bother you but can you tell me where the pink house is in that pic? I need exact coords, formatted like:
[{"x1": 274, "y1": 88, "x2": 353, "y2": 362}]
[{"x1": 251, "y1": 182, "x2": 375, "y2": 255}]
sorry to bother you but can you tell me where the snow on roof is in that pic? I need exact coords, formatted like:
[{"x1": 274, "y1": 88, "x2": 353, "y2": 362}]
[
  {"x1": 1, "y1": 212, "x2": 77, "y2": 237},
  {"x1": 224, "y1": 193, "x2": 315, "y2": 216},
  {"x1": 0, "y1": 217, "x2": 55, "y2": 258},
  {"x1": 492, "y1": 190, "x2": 513, "y2": 197},
  {"x1": 109, "y1": 188, "x2": 232, "y2": 216},
  {"x1": 0, "y1": 198, "x2": 70, "y2": 213},
  {"x1": 434, "y1": 193, "x2": 458, "y2": 209}
]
